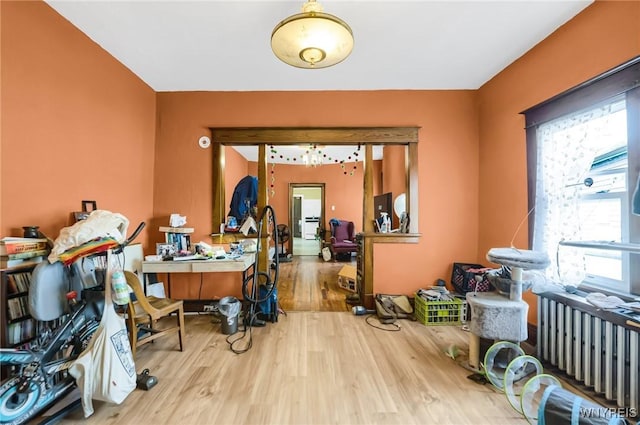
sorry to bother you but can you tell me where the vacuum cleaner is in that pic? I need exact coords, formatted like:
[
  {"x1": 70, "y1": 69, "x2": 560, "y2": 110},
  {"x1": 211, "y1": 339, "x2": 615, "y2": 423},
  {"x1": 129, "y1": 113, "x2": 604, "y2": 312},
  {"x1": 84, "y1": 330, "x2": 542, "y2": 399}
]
[{"x1": 241, "y1": 205, "x2": 280, "y2": 327}]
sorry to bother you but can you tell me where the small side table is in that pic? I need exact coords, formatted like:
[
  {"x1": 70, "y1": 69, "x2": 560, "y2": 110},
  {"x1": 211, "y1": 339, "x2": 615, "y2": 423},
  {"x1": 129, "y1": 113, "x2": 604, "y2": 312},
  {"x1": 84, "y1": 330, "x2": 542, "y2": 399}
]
[{"x1": 466, "y1": 292, "x2": 528, "y2": 370}]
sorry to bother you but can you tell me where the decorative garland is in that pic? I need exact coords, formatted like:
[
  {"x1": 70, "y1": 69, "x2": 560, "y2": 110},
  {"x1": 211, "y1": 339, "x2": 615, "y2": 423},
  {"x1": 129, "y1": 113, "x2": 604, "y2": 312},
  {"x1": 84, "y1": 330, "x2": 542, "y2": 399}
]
[
  {"x1": 268, "y1": 144, "x2": 361, "y2": 198},
  {"x1": 270, "y1": 163, "x2": 276, "y2": 198},
  {"x1": 268, "y1": 144, "x2": 360, "y2": 174}
]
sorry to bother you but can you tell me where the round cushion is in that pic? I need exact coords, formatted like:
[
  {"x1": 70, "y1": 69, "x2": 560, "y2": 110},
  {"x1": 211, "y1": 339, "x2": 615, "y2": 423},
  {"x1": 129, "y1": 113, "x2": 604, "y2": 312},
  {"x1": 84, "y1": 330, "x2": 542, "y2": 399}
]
[{"x1": 487, "y1": 247, "x2": 550, "y2": 270}]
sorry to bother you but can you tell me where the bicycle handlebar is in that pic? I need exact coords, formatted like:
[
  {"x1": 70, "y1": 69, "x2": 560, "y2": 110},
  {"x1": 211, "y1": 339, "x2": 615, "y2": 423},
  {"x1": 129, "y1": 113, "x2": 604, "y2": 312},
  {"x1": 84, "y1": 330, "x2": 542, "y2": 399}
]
[{"x1": 112, "y1": 221, "x2": 145, "y2": 254}]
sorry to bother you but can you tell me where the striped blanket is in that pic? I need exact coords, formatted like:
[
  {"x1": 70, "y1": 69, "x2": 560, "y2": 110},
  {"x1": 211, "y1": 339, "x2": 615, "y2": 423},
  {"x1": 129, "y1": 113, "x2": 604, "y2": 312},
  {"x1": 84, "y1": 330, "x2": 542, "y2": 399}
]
[{"x1": 58, "y1": 237, "x2": 119, "y2": 266}]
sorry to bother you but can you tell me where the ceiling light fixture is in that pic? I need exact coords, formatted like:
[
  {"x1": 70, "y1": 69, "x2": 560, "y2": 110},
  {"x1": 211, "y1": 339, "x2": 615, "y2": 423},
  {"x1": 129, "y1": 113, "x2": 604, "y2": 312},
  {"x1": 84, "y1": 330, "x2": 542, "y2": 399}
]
[
  {"x1": 302, "y1": 145, "x2": 323, "y2": 167},
  {"x1": 271, "y1": 0, "x2": 354, "y2": 69}
]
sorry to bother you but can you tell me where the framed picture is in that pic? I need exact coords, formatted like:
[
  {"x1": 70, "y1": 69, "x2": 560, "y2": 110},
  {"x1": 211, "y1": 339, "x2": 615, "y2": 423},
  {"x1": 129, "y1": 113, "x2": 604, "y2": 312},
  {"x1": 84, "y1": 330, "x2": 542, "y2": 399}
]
[
  {"x1": 73, "y1": 211, "x2": 90, "y2": 222},
  {"x1": 73, "y1": 200, "x2": 97, "y2": 222},
  {"x1": 156, "y1": 243, "x2": 177, "y2": 258}
]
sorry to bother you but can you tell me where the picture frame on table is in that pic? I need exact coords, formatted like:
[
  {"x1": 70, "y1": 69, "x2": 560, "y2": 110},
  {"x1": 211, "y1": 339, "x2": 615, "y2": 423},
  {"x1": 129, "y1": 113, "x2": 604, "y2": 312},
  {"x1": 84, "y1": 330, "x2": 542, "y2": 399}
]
[{"x1": 156, "y1": 243, "x2": 177, "y2": 258}]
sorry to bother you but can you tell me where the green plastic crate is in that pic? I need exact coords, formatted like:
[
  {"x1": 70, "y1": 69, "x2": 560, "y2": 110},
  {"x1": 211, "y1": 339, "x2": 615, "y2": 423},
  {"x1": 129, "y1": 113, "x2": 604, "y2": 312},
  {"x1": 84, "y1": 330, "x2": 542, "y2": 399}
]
[{"x1": 414, "y1": 295, "x2": 465, "y2": 326}]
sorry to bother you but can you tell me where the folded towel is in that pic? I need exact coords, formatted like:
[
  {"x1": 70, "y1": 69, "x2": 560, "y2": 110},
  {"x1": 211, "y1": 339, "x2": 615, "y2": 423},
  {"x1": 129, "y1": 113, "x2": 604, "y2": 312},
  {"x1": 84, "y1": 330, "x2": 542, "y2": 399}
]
[{"x1": 585, "y1": 292, "x2": 625, "y2": 309}]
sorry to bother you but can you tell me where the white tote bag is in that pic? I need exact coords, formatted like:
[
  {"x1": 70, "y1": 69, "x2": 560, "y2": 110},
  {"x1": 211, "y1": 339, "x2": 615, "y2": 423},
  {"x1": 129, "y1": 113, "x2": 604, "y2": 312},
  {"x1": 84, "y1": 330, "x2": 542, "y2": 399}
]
[{"x1": 69, "y1": 252, "x2": 136, "y2": 417}]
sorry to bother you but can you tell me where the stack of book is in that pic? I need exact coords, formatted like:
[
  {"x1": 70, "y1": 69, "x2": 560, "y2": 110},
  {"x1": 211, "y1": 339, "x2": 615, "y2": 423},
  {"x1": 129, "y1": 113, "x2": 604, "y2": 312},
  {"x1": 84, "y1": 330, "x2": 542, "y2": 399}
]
[
  {"x1": 0, "y1": 237, "x2": 49, "y2": 269},
  {"x1": 159, "y1": 226, "x2": 193, "y2": 253}
]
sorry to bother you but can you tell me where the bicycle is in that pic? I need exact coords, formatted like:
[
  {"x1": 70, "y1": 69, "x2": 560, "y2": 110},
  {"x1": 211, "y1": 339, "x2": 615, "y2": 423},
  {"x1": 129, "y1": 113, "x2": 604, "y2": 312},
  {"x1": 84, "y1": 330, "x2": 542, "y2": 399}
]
[{"x1": 0, "y1": 222, "x2": 145, "y2": 425}]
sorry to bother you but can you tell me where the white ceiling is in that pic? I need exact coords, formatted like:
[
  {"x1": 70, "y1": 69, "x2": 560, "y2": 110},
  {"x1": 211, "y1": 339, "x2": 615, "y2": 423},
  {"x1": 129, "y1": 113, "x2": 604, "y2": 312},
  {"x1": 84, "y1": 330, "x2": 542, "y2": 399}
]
[
  {"x1": 44, "y1": 0, "x2": 593, "y2": 92},
  {"x1": 231, "y1": 144, "x2": 384, "y2": 163}
]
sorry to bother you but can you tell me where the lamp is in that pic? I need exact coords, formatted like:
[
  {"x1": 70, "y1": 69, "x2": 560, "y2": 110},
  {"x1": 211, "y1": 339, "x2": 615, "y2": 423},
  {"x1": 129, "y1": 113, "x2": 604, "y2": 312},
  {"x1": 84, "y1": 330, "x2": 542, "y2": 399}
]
[
  {"x1": 271, "y1": 0, "x2": 354, "y2": 69},
  {"x1": 302, "y1": 145, "x2": 323, "y2": 167}
]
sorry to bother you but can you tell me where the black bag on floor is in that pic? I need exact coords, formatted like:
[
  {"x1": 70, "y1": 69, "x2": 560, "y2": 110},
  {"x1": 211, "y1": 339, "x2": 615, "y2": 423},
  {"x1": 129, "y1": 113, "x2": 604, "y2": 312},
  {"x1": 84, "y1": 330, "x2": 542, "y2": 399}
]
[{"x1": 374, "y1": 294, "x2": 414, "y2": 324}]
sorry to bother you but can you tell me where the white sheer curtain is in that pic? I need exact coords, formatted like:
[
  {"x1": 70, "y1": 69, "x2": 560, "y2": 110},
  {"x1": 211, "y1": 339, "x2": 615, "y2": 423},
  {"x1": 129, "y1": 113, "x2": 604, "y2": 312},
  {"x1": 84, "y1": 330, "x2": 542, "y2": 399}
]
[{"x1": 532, "y1": 103, "x2": 616, "y2": 285}]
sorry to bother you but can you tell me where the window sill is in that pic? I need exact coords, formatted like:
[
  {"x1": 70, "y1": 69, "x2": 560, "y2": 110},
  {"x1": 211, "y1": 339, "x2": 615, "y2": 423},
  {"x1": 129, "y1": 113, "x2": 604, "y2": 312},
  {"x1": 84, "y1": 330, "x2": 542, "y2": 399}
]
[{"x1": 358, "y1": 232, "x2": 421, "y2": 243}]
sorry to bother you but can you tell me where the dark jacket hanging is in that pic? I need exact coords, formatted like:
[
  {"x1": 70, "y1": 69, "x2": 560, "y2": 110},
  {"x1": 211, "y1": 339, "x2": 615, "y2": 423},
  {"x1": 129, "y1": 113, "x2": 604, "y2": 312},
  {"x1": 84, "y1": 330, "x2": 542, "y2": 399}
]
[{"x1": 228, "y1": 175, "x2": 258, "y2": 221}]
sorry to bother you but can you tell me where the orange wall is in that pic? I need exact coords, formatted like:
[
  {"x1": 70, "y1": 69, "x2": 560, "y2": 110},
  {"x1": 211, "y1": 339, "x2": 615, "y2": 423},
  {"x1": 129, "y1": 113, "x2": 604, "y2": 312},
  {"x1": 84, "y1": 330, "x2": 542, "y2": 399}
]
[
  {"x1": 0, "y1": 1, "x2": 156, "y2": 245},
  {"x1": 235, "y1": 157, "x2": 377, "y2": 249},
  {"x1": 232, "y1": 158, "x2": 380, "y2": 250},
  {"x1": 260, "y1": 161, "x2": 364, "y2": 231},
  {"x1": 372, "y1": 160, "x2": 382, "y2": 196},
  {"x1": 477, "y1": 0, "x2": 640, "y2": 323},
  {"x1": 156, "y1": 91, "x2": 480, "y2": 299},
  {"x1": 223, "y1": 146, "x2": 250, "y2": 220},
  {"x1": 382, "y1": 145, "x2": 407, "y2": 228}
]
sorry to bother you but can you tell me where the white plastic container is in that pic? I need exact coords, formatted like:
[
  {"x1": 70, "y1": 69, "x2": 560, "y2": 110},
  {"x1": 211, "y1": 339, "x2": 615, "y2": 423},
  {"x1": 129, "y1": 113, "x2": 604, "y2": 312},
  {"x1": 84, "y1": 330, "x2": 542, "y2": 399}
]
[{"x1": 380, "y1": 212, "x2": 389, "y2": 233}]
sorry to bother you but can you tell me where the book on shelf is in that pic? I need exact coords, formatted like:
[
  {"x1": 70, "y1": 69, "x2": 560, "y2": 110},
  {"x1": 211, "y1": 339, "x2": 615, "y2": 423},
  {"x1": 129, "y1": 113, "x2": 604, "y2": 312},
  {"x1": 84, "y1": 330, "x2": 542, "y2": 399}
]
[
  {"x1": 2, "y1": 248, "x2": 49, "y2": 261},
  {"x1": 163, "y1": 232, "x2": 191, "y2": 252},
  {"x1": 7, "y1": 319, "x2": 35, "y2": 346},
  {"x1": 7, "y1": 297, "x2": 28, "y2": 321},
  {"x1": 6, "y1": 274, "x2": 19, "y2": 294},
  {"x1": 0, "y1": 237, "x2": 48, "y2": 256},
  {"x1": 8, "y1": 271, "x2": 33, "y2": 293},
  {"x1": 0, "y1": 255, "x2": 45, "y2": 269}
]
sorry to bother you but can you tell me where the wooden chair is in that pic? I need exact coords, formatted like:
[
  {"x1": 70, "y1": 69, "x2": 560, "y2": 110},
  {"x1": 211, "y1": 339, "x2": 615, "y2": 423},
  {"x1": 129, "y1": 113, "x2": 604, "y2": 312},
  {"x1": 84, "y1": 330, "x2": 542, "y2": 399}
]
[{"x1": 123, "y1": 270, "x2": 185, "y2": 357}]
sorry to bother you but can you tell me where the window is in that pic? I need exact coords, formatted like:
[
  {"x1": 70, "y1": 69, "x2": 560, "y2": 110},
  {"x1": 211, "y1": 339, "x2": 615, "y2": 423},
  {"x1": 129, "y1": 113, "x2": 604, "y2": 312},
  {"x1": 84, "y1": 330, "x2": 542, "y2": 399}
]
[{"x1": 523, "y1": 57, "x2": 640, "y2": 296}]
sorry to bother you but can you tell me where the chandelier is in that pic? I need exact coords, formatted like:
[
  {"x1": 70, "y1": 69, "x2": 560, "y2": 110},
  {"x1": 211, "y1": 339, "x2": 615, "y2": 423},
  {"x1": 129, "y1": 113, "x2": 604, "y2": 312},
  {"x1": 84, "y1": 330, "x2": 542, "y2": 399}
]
[
  {"x1": 271, "y1": 0, "x2": 354, "y2": 69},
  {"x1": 302, "y1": 145, "x2": 323, "y2": 167}
]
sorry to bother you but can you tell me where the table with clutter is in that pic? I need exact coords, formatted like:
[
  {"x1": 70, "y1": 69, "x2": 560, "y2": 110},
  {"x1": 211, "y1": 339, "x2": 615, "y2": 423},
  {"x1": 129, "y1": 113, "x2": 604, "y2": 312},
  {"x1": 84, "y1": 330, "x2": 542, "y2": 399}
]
[{"x1": 141, "y1": 243, "x2": 255, "y2": 312}]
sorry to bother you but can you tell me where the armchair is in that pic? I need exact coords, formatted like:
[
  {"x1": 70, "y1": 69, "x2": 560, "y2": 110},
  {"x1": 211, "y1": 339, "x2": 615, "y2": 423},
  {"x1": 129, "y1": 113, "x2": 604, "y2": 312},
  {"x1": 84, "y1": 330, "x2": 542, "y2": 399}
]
[{"x1": 330, "y1": 219, "x2": 358, "y2": 260}]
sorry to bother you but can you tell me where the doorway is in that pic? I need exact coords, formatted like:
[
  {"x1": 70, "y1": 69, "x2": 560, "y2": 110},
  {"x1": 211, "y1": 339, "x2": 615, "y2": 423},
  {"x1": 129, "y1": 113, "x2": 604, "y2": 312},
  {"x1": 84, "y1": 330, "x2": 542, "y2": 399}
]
[{"x1": 289, "y1": 183, "x2": 325, "y2": 257}]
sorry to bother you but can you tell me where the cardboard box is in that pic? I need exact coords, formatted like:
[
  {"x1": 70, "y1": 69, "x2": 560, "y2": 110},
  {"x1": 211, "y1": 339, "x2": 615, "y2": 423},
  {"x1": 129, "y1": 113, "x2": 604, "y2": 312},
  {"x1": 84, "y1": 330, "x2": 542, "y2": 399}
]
[{"x1": 338, "y1": 265, "x2": 357, "y2": 292}]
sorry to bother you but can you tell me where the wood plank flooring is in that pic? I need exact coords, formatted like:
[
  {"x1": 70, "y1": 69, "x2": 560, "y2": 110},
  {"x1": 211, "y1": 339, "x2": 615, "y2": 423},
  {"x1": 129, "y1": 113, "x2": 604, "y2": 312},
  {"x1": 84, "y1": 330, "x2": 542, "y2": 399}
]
[
  {"x1": 34, "y1": 257, "x2": 610, "y2": 425},
  {"x1": 276, "y1": 256, "x2": 353, "y2": 312},
  {"x1": 55, "y1": 312, "x2": 529, "y2": 425}
]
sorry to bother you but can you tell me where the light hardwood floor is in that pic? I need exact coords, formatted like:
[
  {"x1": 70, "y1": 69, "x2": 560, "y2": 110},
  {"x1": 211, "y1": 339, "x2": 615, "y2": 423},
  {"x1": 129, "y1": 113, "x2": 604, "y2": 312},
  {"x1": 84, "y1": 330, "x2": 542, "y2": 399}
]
[
  {"x1": 54, "y1": 312, "x2": 529, "y2": 425},
  {"x1": 44, "y1": 257, "x2": 602, "y2": 425},
  {"x1": 277, "y1": 255, "x2": 353, "y2": 312}
]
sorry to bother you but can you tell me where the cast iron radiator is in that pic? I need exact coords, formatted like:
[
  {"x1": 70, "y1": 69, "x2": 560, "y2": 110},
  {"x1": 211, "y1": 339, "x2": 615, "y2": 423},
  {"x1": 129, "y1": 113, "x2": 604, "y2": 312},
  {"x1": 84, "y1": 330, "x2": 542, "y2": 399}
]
[{"x1": 537, "y1": 292, "x2": 639, "y2": 411}]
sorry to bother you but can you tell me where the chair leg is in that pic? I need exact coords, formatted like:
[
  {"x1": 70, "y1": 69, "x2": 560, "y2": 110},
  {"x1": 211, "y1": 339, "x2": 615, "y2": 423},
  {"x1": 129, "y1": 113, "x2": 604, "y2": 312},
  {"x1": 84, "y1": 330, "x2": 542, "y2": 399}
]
[
  {"x1": 177, "y1": 305, "x2": 185, "y2": 351},
  {"x1": 127, "y1": 316, "x2": 137, "y2": 358}
]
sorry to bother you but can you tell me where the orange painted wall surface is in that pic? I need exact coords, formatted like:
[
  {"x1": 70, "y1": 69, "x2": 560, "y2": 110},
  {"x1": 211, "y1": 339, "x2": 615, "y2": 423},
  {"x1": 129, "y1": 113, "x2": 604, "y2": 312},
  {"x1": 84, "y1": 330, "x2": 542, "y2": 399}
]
[
  {"x1": 223, "y1": 146, "x2": 250, "y2": 219},
  {"x1": 1, "y1": 1, "x2": 156, "y2": 245},
  {"x1": 372, "y1": 160, "x2": 382, "y2": 197},
  {"x1": 477, "y1": 0, "x2": 640, "y2": 323},
  {"x1": 261, "y1": 161, "x2": 364, "y2": 232},
  {"x1": 156, "y1": 91, "x2": 479, "y2": 299},
  {"x1": 382, "y1": 145, "x2": 407, "y2": 229}
]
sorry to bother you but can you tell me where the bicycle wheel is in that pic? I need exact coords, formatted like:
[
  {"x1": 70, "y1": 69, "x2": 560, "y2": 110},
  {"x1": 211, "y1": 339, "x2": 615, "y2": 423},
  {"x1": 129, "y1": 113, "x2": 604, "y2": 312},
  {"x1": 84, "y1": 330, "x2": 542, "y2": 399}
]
[{"x1": 0, "y1": 377, "x2": 45, "y2": 425}]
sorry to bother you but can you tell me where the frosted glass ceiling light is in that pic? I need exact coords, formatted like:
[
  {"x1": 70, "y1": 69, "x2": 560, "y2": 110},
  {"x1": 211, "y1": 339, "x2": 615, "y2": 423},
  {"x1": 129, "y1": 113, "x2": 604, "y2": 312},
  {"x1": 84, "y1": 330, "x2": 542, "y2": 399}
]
[{"x1": 271, "y1": 0, "x2": 354, "y2": 69}]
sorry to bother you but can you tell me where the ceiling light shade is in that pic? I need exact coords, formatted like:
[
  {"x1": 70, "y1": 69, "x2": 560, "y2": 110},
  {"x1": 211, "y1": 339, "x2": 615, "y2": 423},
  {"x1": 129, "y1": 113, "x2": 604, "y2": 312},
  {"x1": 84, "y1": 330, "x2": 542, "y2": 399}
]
[
  {"x1": 302, "y1": 145, "x2": 323, "y2": 167},
  {"x1": 271, "y1": 0, "x2": 353, "y2": 69}
]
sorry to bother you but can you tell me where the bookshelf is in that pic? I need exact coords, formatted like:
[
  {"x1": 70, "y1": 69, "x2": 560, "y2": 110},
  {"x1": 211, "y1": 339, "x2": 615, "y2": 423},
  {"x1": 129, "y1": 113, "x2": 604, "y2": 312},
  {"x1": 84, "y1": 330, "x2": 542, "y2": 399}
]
[
  {"x1": 159, "y1": 226, "x2": 194, "y2": 253},
  {"x1": 1, "y1": 263, "x2": 39, "y2": 348}
]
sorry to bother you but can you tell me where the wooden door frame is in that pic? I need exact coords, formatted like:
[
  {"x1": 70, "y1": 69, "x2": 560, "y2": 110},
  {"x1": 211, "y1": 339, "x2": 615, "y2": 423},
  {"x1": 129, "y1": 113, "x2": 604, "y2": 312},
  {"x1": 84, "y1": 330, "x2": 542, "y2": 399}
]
[
  {"x1": 292, "y1": 195, "x2": 303, "y2": 238},
  {"x1": 210, "y1": 127, "x2": 420, "y2": 235},
  {"x1": 288, "y1": 183, "x2": 325, "y2": 256}
]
